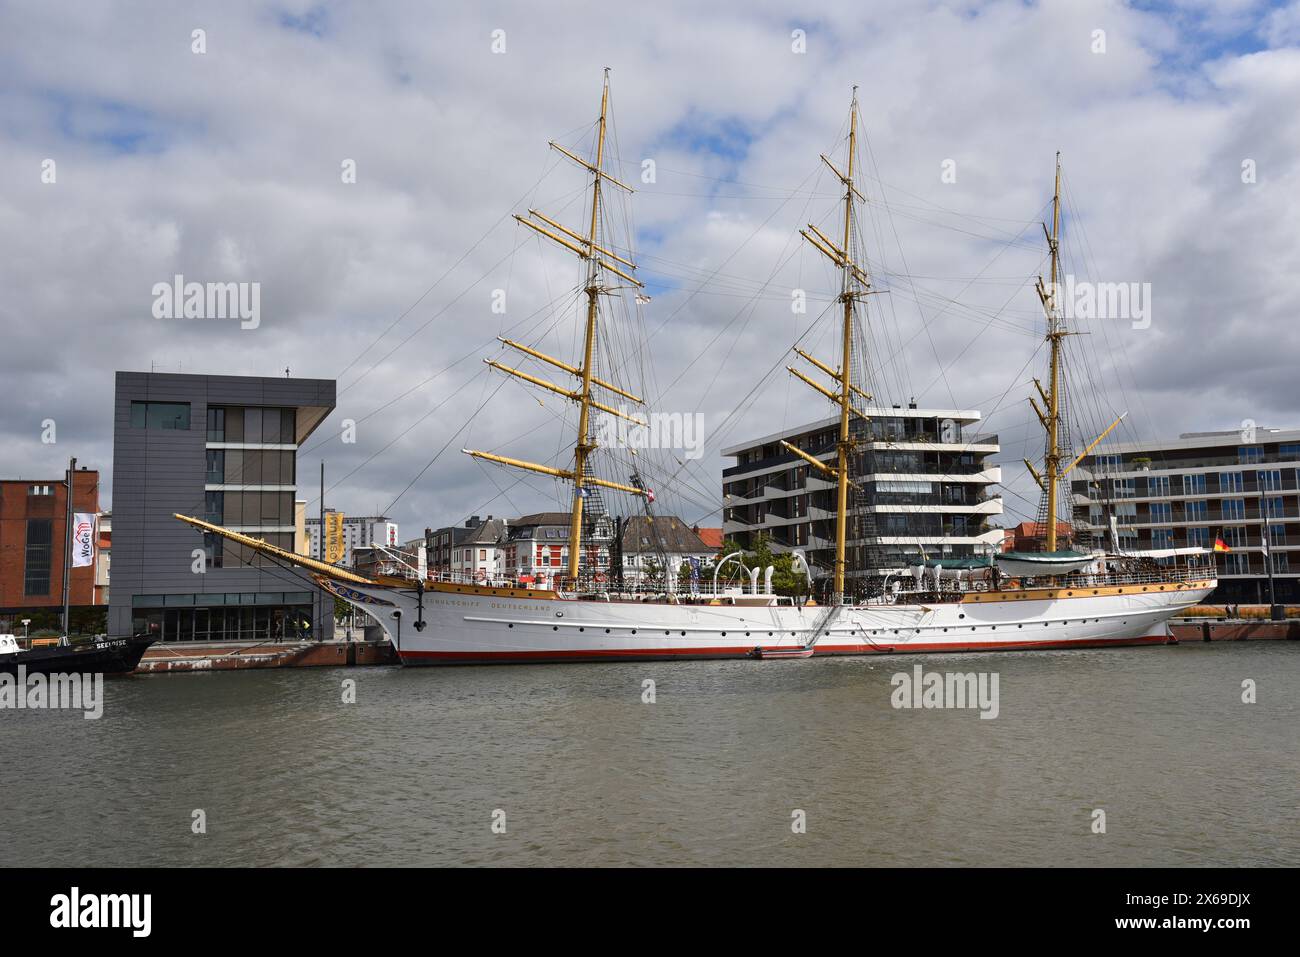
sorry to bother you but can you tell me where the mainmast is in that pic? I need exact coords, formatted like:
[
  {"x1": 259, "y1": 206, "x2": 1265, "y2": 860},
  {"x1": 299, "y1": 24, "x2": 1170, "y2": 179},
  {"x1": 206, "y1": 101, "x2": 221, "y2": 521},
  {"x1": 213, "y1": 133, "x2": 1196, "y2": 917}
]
[
  {"x1": 784, "y1": 89, "x2": 873, "y2": 603},
  {"x1": 464, "y1": 69, "x2": 649, "y2": 586}
]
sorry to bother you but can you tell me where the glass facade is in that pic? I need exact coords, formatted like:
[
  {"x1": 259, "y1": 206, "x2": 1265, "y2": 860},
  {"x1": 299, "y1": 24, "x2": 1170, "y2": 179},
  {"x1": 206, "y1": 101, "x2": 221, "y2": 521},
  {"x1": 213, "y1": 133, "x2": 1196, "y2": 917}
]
[
  {"x1": 206, "y1": 406, "x2": 296, "y2": 444},
  {"x1": 131, "y1": 592, "x2": 316, "y2": 642}
]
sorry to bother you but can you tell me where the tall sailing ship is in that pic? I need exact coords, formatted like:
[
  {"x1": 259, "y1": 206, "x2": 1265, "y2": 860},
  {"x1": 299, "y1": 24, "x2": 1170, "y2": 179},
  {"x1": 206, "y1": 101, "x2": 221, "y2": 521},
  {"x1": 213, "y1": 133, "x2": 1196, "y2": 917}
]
[{"x1": 178, "y1": 73, "x2": 1215, "y2": 664}]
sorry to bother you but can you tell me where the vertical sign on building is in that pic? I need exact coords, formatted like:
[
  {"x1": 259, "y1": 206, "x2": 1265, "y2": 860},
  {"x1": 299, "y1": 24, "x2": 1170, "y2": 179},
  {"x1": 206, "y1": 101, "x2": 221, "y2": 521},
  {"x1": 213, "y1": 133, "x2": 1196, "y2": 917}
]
[
  {"x1": 325, "y1": 512, "x2": 346, "y2": 564},
  {"x1": 71, "y1": 514, "x2": 97, "y2": 567}
]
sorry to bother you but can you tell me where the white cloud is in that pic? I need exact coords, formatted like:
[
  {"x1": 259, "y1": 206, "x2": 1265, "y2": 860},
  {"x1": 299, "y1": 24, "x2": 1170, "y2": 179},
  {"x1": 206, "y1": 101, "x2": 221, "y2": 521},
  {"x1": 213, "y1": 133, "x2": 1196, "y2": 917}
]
[{"x1": 0, "y1": 0, "x2": 1297, "y2": 533}]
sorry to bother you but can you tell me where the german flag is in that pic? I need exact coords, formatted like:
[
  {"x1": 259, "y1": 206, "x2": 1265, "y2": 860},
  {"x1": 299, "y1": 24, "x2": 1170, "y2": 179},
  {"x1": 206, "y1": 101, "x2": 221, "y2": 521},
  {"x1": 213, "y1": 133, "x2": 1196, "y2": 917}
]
[{"x1": 1213, "y1": 531, "x2": 1230, "y2": 553}]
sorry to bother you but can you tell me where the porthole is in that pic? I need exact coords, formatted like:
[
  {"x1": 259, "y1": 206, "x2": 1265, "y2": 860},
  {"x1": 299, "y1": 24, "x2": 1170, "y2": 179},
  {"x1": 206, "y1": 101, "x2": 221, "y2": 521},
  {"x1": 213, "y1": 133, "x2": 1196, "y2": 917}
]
[
  {"x1": 508, "y1": 623, "x2": 513, "y2": 628},
  {"x1": 552, "y1": 625, "x2": 558, "y2": 631},
  {"x1": 631, "y1": 629, "x2": 637, "y2": 635},
  {"x1": 605, "y1": 628, "x2": 610, "y2": 634}
]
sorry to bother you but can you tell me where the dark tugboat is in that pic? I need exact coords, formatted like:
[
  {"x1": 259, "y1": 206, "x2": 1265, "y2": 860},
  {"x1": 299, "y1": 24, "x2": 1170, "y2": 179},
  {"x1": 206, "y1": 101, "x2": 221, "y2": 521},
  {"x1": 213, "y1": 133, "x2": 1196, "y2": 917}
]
[{"x1": 0, "y1": 633, "x2": 155, "y2": 676}]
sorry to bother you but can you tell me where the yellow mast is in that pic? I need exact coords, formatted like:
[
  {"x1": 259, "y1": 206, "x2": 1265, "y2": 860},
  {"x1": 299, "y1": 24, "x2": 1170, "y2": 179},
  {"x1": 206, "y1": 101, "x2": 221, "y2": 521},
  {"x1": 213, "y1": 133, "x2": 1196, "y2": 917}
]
[
  {"x1": 1027, "y1": 154, "x2": 1126, "y2": 553},
  {"x1": 567, "y1": 73, "x2": 610, "y2": 582},
  {"x1": 786, "y1": 89, "x2": 871, "y2": 603},
  {"x1": 1032, "y1": 153, "x2": 1064, "y2": 552},
  {"x1": 464, "y1": 70, "x2": 647, "y2": 585}
]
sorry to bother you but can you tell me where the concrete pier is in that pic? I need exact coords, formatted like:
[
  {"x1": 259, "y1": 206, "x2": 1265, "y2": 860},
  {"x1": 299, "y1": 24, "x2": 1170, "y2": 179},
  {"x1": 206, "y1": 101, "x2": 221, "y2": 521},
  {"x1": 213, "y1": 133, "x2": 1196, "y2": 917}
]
[{"x1": 136, "y1": 639, "x2": 398, "y2": 673}]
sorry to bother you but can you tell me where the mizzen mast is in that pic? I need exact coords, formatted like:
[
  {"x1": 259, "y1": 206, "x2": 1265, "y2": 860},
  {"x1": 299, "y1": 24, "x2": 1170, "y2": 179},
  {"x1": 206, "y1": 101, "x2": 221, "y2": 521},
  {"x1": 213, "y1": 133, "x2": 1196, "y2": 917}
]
[
  {"x1": 464, "y1": 69, "x2": 648, "y2": 585},
  {"x1": 1031, "y1": 152, "x2": 1066, "y2": 553},
  {"x1": 785, "y1": 89, "x2": 873, "y2": 603}
]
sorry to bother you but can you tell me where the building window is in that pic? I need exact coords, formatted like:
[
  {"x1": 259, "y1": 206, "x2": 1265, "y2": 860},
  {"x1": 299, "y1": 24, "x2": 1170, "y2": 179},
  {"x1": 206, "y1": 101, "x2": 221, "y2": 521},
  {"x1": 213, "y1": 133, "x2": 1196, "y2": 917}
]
[
  {"x1": 1184, "y1": 500, "x2": 1208, "y2": 522},
  {"x1": 1152, "y1": 528, "x2": 1174, "y2": 549},
  {"x1": 1149, "y1": 502, "x2": 1172, "y2": 523},
  {"x1": 1224, "y1": 526, "x2": 1249, "y2": 549},
  {"x1": 1225, "y1": 553, "x2": 1250, "y2": 575},
  {"x1": 204, "y1": 491, "x2": 224, "y2": 524},
  {"x1": 1269, "y1": 524, "x2": 1286, "y2": 547},
  {"x1": 1220, "y1": 472, "x2": 1244, "y2": 493},
  {"x1": 1110, "y1": 479, "x2": 1136, "y2": 499},
  {"x1": 1238, "y1": 446, "x2": 1263, "y2": 464},
  {"x1": 130, "y1": 401, "x2": 191, "y2": 430},
  {"x1": 1186, "y1": 527, "x2": 1209, "y2": 548},
  {"x1": 24, "y1": 519, "x2": 54, "y2": 596},
  {"x1": 206, "y1": 449, "x2": 225, "y2": 483},
  {"x1": 1265, "y1": 497, "x2": 1285, "y2": 520},
  {"x1": 1259, "y1": 469, "x2": 1283, "y2": 492},
  {"x1": 1222, "y1": 498, "x2": 1245, "y2": 521},
  {"x1": 1181, "y1": 474, "x2": 1206, "y2": 496},
  {"x1": 1279, "y1": 444, "x2": 1300, "y2": 461},
  {"x1": 28, "y1": 484, "x2": 54, "y2": 496},
  {"x1": 207, "y1": 407, "x2": 226, "y2": 441},
  {"x1": 1146, "y1": 475, "x2": 1170, "y2": 497},
  {"x1": 1115, "y1": 503, "x2": 1138, "y2": 525},
  {"x1": 1093, "y1": 453, "x2": 1123, "y2": 472},
  {"x1": 1273, "y1": 553, "x2": 1290, "y2": 574}
]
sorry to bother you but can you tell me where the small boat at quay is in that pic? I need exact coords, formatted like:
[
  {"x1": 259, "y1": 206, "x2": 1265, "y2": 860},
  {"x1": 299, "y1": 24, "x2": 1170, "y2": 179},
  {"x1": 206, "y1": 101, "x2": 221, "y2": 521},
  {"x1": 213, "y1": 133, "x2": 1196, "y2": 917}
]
[{"x1": 0, "y1": 634, "x2": 155, "y2": 676}]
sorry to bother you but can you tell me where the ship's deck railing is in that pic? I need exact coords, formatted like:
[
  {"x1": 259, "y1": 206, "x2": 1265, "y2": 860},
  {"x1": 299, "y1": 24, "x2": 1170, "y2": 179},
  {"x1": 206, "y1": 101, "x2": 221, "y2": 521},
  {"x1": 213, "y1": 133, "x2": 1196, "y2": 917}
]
[
  {"x1": 412, "y1": 569, "x2": 789, "y2": 601},
  {"x1": 884, "y1": 562, "x2": 1214, "y2": 601}
]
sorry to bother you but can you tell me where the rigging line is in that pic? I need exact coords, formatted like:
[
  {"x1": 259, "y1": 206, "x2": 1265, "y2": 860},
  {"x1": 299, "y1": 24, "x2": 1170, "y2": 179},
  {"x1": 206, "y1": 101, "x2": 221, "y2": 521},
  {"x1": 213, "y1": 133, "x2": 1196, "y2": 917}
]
[
  {"x1": 300, "y1": 363, "x2": 503, "y2": 512},
  {"x1": 333, "y1": 156, "x2": 571, "y2": 388},
  {"x1": 878, "y1": 203, "x2": 1052, "y2": 367},
  {"x1": 1061, "y1": 172, "x2": 1155, "y2": 451},
  {"x1": 278, "y1": 284, "x2": 583, "y2": 461},
  {"x1": 892, "y1": 218, "x2": 1050, "y2": 404},
  {"x1": 609, "y1": 157, "x2": 1046, "y2": 227},
  {"x1": 336, "y1": 239, "x2": 524, "y2": 399},
  {"x1": 384, "y1": 378, "x2": 512, "y2": 515},
  {"x1": 611, "y1": 162, "x2": 825, "y2": 384},
  {"x1": 645, "y1": 171, "x2": 826, "y2": 407},
  {"x1": 911, "y1": 261, "x2": 1046, "y2": 404}
]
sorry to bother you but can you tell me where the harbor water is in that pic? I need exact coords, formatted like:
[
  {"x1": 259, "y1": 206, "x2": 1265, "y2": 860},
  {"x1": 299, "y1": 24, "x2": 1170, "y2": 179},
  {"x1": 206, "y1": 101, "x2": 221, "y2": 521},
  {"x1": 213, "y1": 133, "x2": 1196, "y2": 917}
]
[{"x1": 2, "y1": 641, "x2": 1296, "y2": 867}]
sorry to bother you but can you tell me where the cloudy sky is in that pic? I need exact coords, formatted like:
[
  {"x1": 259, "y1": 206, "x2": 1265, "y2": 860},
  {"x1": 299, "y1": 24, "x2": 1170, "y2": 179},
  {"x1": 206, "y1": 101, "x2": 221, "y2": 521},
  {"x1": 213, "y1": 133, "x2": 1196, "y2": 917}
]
[{"x1": 2, "y1": 0, "x2": 1298, "y2": 536}]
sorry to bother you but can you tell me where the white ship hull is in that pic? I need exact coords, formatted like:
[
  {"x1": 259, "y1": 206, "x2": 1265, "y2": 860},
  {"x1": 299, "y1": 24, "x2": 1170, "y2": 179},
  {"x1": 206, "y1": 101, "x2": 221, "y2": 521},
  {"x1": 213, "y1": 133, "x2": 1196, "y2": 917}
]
[{"x1": 324, "y1": 577, "x2": 1216, "y2": 665}]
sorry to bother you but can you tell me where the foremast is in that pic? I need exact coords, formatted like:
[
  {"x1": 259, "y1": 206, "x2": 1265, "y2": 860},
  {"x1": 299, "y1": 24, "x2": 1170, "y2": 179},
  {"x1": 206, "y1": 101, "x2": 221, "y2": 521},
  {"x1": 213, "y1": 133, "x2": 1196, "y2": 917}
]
[
  {"x1": 464, "y1": 69, "x2": 649, "y2": 585},
  {"x1": 784, "y1": 89, "x2": 873, "y2": 603}
]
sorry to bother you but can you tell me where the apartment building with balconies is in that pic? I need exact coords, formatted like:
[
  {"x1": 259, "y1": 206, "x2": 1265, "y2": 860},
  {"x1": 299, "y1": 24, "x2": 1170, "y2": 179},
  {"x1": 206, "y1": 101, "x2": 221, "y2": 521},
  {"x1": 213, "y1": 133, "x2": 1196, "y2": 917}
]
[
  {"x1": 722, "y1": 405, "x2": 1003, "y2": 576},
  {"x1": 1070, "y1": 427, "x2": 1300, "y2": 603}
]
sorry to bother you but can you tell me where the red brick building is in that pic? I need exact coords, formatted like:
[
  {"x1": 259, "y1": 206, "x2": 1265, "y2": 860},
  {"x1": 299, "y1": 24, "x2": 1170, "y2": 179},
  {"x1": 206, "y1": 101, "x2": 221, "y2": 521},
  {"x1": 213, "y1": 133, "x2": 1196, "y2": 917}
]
[{"x1": 0, "y1": 468, "x2": 102, "y2": 615}]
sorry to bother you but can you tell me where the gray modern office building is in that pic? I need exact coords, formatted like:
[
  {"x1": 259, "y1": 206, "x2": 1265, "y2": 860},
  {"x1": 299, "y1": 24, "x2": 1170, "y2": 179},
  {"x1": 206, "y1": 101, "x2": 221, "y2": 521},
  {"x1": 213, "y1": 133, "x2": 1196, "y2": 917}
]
[{"x1": 109, "y1": 372, "x2": 336, "y2": 641}]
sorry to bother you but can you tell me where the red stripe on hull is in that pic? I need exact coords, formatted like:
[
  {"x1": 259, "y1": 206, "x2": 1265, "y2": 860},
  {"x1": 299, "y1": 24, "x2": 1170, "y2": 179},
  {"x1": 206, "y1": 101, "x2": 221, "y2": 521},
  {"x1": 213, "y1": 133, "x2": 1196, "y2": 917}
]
[{"x1": 395, "y1": 633, "x2": 1171, "y2": 665}]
